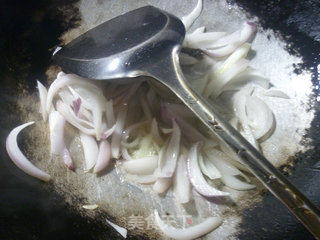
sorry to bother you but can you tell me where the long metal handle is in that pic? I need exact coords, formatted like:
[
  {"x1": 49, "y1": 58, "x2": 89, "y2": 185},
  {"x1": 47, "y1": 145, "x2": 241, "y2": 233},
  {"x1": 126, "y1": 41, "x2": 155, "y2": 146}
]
[{"x1": 147, "y1": 46, "x2": 320, "y2": 239}]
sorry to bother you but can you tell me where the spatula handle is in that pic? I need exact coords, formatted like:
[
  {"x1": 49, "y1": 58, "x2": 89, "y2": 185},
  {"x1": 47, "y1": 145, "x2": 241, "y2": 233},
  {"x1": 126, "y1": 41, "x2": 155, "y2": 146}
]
[{"x1": 148, "y1": 46, "x2": 320, "y2": 239}]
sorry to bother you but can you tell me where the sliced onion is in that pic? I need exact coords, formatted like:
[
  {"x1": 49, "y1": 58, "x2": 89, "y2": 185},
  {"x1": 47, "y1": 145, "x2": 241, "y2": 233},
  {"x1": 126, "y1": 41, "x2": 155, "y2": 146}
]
[
  {"x1": 173, "y1": 154, "x2": 191, "y2": 203},
  {"x1": 49, "y1": 110, "x2": 67, "y2": 155},
  {"x1": 264, "y1": 89, "x2": 290, "y2": 99},
  {"x1": 58, "y1": 91, "x2": 94, "y2": 128},
  {"x1": 222, "y1": 67, "x2": 270, "y2": 92},
  {"x1": 184, "y1": 32, "x2": 227, "y2": 49},
  {"x1": 37, "y1": 81, "x2": 48, "y2": 121},
  {"x1": 199, "y1": 154, "x2": 221, "y2": 180},
  {"x1": 101, "y1": 124, "x2": 116, "y2": 140},
  {"x1": 206, "y1": 149, "x2": 254, "y2": 190},
  {"x1": 71, "y1": 86, "x2": 106, "y2": 140},
  {"x1": 154, "y1": 210, "x2": 222, "y2": 240},
  {"x1": 56, "y1": 100, "x2": 95, "y2": 135},
  {"x1": 245, "y1": 96, "x2": 275, "y2": 140},
  {"x1": 46, "y1": 73, "x2": 89, "y2": 113},
  {"x1": 221, "y1": 175, "x2": 255, "y2": 190},
  {"x1": 6, "y1": 122, "x2": 51, "y2": 182},
  {"x1": 94, "y1": 140, "x2": 111, "y2": 173},
  {"x1": 157, "y1": 121, "x2": 181, "y2": 178},
  {"x1": 72, "y1": 97, "x2": 82, "y2": 116},
  {"x1": 132, "y1": 174, "x2": 157, "y2": 184},
  {"x1": 160, "y1": 104, "x2": 206, "y2": 143},
  {"x1": 203, "y1": 22, "x2": 256, "y2": 51},
  {"x1": 122, "y1": 156, "x2": 158, "y2": 175},
  {"x1": 153, "y1": 177, "x2": 172, "y2": 194},
  {"x1": 181, "y1": 0, "x2": 202, "y2": 31},
  {"x1": 187, "y1": 143, "x2": 229, "y2": 197},
  {"x1": 105, "y1": 218, "x2": 127, "y2": 239},
  {"x1": 111, "y1": 106, "x2": 127, "y2": 159},
  {"x1": 105, "y1": 100, "x2": 115, "y2": 127},
  {"x1": 204, "y1": 58, "x2": 249, "y2": 98},
  {"x1": 61, "y1": 147, "x2": 74, "y2": 171},
  {"x1": 82, "y1": 204, "x2": 98, "y2": 210},
  {"x1": 80, "y1": 132, "x2": 98, "y2": 172},
  {"x1": 150, "y1": 118, "x2": 163, "y2": 146}
]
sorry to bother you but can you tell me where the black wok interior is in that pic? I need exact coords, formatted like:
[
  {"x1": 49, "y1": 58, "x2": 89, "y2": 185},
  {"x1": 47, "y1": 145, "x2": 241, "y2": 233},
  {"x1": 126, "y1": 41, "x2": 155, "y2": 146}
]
[{"x1": 0, "y1": 0, "x2": 319, "y2": 239}]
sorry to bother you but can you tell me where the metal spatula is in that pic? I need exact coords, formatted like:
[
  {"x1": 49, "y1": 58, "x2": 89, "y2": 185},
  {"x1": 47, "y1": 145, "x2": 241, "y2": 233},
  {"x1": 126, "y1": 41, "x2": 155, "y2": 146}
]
[{"x1": 53, "y1": 6, "x2": 320, "y2": 238}]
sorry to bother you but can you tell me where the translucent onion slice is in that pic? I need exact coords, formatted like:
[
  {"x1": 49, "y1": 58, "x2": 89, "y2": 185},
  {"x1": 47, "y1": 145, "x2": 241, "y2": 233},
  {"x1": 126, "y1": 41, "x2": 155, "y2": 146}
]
[
  {"x1": 94, "y1": 140, "x2": 111, "y2": 173},
  {"x1": 245, "y1": 96, "x2": 275, "y2": 140},
  {"x1": 111, "y1": 107, "x2": 127, "y2": 159},
  {"x1": 181, "y1": 0, "x2": 202, "y2": 31},
  {"x1": 56, "y1": 100, "x2": 96, "y2": 136},
  {"x1": 150, "y1": 118, "x2": 163, "y2": 146},
  {"x1": 80, "y1": 133, "x2": 98, "y2": 172},
  {"x1": 184, "y1": 32, "x2": 227, "y2": 49},
  {"x1": 6, "y1": 122, "x2": 51, "y2": 182},
  {"x1": 132, "y1": 174, "x2": 157, "y2": 184},
  {"x1": 49, "y1": 110, "x2": 67, "y2": 155},
  {"x1": 157, "y1": 121, "x2": 181, "y2": 178},
  {"x1": 105, "y1": 218, "x2": 127, "y2": 239},
  {"x1": 204, "y1": 58, "x2": 249, "y2": 98},
  {"x1": 37, "y1": 81, "x2": 48, "y2": 121},
  {"x1": 61, "y1": 147, "x2": 74, "y2": 171},
  {"x1": 222, "y1": 67, "x2": 270, "y2": 92},
  {"x1": 187, "y1": 143, "x2": 229, "y2": 197},
  {"x1": 46, "y1": 73, "x2": 89, "y2": 113},
  {"x1": 153, "y1": 177, "x2": 172, "y2": 194},
  {"x1": 105, "y1": 100, "x2": 115, "y2": 127},
  {"x1": 264, "y1": 89, "x2": 290, "y2": 99},
  {"x1": 173, "y1": 154, "x2": 191, "y2": 203},
  {"x1": 154, "y1": 210, "x2": 222, "y2": 240},
  {"x1": 199, "y1": 154, "x2": 221, "y2": 180},
  {"x1": 161, "y1": 104, "x2": 206, "y2": 143},
  {"x1": 123, "y1": 156, "x2": 158, "y2": 175},
  {"x1": 206, "y1": 149, "x2": 254, "y2": 190},
  {"x1": 203, "y1": 22, "x2": 256, "y2": 51},
  {"x1": 221, "y1": 175, "x2": 255, "y2": 190}
]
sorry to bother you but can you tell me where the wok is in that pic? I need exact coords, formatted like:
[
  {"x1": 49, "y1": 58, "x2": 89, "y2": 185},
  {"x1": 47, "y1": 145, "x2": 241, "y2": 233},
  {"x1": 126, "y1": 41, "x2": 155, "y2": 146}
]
[{"x1": 0, "y1": 0, "x2": 319, "y2": 239}]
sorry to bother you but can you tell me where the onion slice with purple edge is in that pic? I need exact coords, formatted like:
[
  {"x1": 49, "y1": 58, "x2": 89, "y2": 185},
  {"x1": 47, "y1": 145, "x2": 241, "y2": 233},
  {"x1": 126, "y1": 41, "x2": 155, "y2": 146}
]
[
  {"x1": 94, "y1": 140, "x2": 111, "y2": 173},
  {"x1": 6, "y1": 122, "x2": 51, "y2": 182},
  {"x1": 157, "y1": 120, "x2": 181, "y2": 178},
  {"x1": 161, "y1": 103, "x2": 206, "y2": 143},
  {"x1": 46, "y1": 73, "x2": 91, "y2": 113},
  {"x1": 80, "y1": 132, "x2": 98, "y2": 172},
  {"x1": 173, "y1": 154, "x2": 191, "y2": 203},
  {"x1": 56, "y1": 100, "x2": 96, "y2": 136},
  {"x1": 154, "y1": 210, "x2": 222, "y2": 240},
  {"x1": 181, "y1": 0, "x2": 202, "y2": 31},
  {"x1": 37, "y1": 81, "x2": 48, "y2": 121},
  {"x1": 187, "y1": 143, "x2": 229, "y2": 197}
]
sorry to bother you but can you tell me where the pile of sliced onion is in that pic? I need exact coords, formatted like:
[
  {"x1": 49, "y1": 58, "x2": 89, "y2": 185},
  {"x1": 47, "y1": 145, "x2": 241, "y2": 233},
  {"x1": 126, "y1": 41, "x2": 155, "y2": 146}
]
[{"x1": 5, "y1": 1, "x2": 290, "y2": 239}]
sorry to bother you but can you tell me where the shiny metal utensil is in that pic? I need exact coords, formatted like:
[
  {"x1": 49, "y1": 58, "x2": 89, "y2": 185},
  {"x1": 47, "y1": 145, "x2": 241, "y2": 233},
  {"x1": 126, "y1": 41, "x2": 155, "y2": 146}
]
[{"x1": 53, "y1": 6, "x2": 320, "y2": 238}]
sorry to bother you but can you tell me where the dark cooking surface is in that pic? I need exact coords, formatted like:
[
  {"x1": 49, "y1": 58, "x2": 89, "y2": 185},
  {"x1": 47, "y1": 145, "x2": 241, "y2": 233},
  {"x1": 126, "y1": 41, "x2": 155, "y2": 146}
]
[{"x1": 0, "y1": 0, "x2": 319, "y2": 239}]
